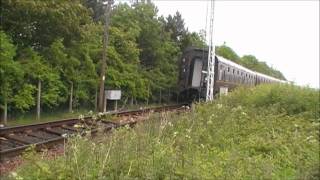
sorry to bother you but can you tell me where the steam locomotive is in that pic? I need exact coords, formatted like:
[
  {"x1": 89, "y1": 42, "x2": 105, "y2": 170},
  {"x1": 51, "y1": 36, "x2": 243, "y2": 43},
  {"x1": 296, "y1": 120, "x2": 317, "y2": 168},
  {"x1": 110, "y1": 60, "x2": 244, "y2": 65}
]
[{"x1": 178, "y1": 47, "x2": 286, "y2": 101}]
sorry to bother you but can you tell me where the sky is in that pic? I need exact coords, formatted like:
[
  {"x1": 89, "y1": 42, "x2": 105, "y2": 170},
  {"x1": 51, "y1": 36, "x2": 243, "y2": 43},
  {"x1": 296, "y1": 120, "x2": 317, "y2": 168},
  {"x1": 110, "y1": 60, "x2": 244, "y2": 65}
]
[{"x1": 152, "y1": 0, "x2": 319, "y2": 88}]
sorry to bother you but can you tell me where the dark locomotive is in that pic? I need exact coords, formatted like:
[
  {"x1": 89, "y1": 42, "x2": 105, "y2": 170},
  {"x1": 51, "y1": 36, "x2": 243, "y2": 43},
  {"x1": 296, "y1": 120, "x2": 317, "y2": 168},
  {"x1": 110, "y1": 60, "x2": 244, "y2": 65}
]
[{"x1": 178, "y1": 47, "x2": 286, "y2": 101}]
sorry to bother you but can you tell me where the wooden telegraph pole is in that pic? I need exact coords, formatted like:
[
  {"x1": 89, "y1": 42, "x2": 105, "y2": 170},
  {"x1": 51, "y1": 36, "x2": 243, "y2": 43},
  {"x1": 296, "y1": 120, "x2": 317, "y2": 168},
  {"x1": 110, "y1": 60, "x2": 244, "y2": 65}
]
[{"x1": 98, "y1": 0, "x2": 113, "y2": 112}]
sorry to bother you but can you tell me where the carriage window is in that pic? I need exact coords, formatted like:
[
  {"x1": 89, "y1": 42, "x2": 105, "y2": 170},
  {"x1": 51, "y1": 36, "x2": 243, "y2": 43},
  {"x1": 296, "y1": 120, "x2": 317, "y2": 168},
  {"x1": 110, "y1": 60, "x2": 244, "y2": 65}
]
[
  {"x1": 232, "y1": 69, "x2": 235, "y2": 74},
  {"x1": 220, "y1": 65, "x2": 223, "y2": 69},
  {"x1": 227, "y1": 67, "x2": 230, "y2": 72},
  {"x1": 237, "y1": 70, "x2": 239, "y2": 75}
]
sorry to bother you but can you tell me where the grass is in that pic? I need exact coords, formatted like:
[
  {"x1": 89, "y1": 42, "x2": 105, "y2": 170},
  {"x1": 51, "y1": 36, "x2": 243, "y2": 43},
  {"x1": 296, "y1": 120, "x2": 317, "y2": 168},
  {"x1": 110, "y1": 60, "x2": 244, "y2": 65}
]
[
  {"x1": 6, "y1": 102, "x2": 173, "y2": 127},
  {"x1": 8, "y1": 84, "x2": 320, "y2": 179},
  {"x1": 6, "y1": 108, "x2": 92, "y2": 127}
]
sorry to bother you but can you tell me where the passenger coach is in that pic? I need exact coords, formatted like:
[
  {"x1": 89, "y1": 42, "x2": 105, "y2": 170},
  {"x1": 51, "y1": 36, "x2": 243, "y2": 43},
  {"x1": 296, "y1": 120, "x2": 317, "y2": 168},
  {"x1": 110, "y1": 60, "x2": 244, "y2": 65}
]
[{"x1": 178, "y1": 47, "x2": 285, "y2": 101}]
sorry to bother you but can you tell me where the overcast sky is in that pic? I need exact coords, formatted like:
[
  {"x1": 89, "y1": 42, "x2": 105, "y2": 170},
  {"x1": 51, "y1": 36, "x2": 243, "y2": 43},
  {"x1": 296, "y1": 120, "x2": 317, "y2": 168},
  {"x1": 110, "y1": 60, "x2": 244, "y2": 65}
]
[{"x1": 152, "y1": 0, "x2": 319, "y2": 88}]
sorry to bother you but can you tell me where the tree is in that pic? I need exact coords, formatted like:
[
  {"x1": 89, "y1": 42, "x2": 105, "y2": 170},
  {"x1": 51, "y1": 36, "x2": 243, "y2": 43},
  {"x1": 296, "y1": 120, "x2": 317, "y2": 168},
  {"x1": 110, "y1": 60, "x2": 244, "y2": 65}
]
[
  {"x1": 19, "y1": 48, "x2": 65, "y2": 119},
  {"x1": 0, "y1": 31, "x2": 22, "y2": 124},
  {"x1": 215, "y1": 43, "x2": 240, "y2": 63},
  {"x1": 1, "y1": 0, "x2": 91, "y2": 50},
  {"x1": 45, "y1": 39, "x2": 80, "y2": 112},
  {"x1": 240, "y1": 55, "x2": 286, "y2": 80},
  {"x1": 164, "y1": 12, "x2": 187, "y2": 43}
]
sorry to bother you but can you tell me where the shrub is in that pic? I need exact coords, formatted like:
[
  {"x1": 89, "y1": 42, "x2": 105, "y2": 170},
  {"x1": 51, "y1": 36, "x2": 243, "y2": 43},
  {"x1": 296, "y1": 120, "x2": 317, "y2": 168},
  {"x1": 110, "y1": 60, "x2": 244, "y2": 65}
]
[{"x1": 10, "y1": 84, "x2": 320, "y2": 179}]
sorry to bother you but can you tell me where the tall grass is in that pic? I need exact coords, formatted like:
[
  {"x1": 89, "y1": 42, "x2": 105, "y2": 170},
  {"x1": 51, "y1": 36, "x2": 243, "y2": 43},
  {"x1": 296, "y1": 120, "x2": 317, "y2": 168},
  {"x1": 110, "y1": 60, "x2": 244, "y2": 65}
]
[{"x1": 9, "y1": 84, "x2": 319, "y2": 179}]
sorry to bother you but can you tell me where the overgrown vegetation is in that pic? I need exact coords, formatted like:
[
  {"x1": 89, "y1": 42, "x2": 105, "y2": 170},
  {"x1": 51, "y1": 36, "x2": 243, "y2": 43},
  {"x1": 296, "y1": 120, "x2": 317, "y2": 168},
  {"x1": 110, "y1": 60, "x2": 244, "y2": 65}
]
[{"x1": 10, "y1": 84, "x2": 319, "y2": 179}]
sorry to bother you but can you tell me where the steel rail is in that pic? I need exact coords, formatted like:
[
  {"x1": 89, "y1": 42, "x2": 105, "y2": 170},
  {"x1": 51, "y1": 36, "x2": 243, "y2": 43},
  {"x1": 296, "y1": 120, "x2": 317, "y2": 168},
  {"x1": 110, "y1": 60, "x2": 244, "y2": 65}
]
[{"x1": 0, "y1": 104, "x2": 188, "y2": 160}]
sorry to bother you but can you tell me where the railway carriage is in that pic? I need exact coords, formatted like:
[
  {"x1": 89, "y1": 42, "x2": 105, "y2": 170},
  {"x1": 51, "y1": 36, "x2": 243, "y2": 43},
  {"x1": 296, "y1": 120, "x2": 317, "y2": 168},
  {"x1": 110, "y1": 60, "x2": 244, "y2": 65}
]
[{"x1": 178, "y1": 47, "x2": 285, "y2": 101}]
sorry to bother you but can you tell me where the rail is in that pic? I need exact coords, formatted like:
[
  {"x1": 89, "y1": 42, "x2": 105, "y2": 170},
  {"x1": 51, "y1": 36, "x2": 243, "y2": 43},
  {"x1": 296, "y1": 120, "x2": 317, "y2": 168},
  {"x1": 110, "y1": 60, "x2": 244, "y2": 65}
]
[{"x1": 0, "y1": 104, "x2": 189, "y2": 160}]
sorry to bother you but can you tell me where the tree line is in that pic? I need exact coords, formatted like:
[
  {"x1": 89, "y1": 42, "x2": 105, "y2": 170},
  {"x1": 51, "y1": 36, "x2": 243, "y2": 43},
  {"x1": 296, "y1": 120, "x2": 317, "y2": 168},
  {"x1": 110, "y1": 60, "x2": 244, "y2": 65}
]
[
  {"x1": 0, "y1": 0, "x2": 205, "y2": 123},
  {"x1": 0, "y1": 0, "x2": 285, "y2": 124}
]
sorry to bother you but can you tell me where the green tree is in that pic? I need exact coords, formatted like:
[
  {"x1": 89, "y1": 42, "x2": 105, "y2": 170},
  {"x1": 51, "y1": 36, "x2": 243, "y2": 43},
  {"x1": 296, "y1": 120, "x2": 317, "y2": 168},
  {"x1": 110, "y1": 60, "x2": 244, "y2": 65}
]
[
  {"x1": 1, "y1": 0, "x2": 91, "y2": 50},
  {"x1": 19, "y1": 48, "x2": 65, "y2": 119},
  {"x1": 0, "y1": 31, "x2": 23, "y2": 124},
  {"x1": 45, "y1": 39, "x2": 81, "y2": 112},
  {"x1": 215, "y1": 43, "x2": 240, "y2": 63}
]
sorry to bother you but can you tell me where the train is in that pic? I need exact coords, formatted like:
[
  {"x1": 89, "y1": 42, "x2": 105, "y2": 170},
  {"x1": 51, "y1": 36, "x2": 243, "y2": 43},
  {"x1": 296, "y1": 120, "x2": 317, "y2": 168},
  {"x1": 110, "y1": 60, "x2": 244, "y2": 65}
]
[{"x1": 178, "y1": 47, "x2": 287, "y2": 101}]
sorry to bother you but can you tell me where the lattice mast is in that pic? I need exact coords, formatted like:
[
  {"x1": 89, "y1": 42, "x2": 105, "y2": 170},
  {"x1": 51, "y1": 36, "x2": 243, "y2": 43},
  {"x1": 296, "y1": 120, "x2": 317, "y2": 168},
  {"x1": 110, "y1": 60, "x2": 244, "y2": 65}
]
[{"x1": 206, "y1": 0, "x2": 216, "y2": 101}]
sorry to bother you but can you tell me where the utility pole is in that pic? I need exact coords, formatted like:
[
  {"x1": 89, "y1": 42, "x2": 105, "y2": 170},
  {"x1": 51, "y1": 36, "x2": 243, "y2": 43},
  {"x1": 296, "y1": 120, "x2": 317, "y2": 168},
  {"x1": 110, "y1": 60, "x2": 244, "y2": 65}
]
[
  {"x1": 206, "y1": 0, "x2": 215, "y2": 102},
  {"x1": 98, "y1": 0, "x2": 113, "y2": 112}
]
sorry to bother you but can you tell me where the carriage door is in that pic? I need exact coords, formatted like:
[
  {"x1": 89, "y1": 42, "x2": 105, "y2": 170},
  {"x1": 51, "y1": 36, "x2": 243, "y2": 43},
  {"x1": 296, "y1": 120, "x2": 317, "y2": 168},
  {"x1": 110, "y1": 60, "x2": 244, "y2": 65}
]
[{"x1": 191, "y1": 58, "x2": 203, "y2": 87}]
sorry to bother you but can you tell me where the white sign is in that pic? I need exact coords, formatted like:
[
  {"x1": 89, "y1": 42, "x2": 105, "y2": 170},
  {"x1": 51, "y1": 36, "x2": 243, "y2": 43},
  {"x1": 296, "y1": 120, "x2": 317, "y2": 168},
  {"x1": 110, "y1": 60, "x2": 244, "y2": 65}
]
[{"x1": 105, "y1": 90, "x2": 121, "y2": 100}]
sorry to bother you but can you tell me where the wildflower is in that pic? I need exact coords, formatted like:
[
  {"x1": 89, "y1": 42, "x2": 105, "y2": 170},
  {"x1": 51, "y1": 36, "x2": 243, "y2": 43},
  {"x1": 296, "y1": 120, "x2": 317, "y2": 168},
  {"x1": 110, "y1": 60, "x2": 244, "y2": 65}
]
[
  {"x1": 217, "y1": 104, "x2": 223, "y2": 109},
  {"x1": 200, "y1": 144, "x2": 205, "y2": 149},
  {"x1": 61, "y1": 133, "x2": 68, "y2": 138},
  {"x1": 306, "y1": 136, "x2": 314, "y2": 141},
  {"x1": 79, "y1": 114, "x2": 84, "y2": 120},
  {"x1": 98, "y1": 112, "x2": 104, "y2": 117},
  {"x1": 168, "y1": 122, "x2": 173, "y2": 127},
  {"x1": 241, "y1": 112, "x2": 247, "y2": 116},
  {"x1": 10, "y1": 172, "x2": 17, "y2": 178},
  {"x1": 88, "y1": 110, "x2": 93, "y2": 115},
  {"x1": 186, "y1": 128, "x2": 191, "y2": 133},
  {"x1": 207, "y1": 120, "x2": 213, "y2": 125},
  {"x1": 173, "y1": 131, "x2": 178, "y2": 137},
  {"x1": 185, "y1": 134, "x2": 191, "y2": 139},
  {"x1": 294, "y1": 124, "x2": 299, "y2": 128}
]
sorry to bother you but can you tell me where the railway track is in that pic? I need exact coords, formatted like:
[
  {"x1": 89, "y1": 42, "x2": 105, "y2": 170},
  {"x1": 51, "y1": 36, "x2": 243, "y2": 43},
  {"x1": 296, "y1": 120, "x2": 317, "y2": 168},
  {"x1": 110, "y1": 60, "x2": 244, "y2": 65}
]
[{"x1": 0, "y1": 104, "x2": 189, "y2": 161}]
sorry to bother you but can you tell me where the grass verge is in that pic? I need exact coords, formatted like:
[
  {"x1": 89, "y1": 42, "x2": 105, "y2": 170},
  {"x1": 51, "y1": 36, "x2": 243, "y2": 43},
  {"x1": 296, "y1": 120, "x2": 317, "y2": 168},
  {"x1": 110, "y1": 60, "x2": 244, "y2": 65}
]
[{"x1": 8, "y1": 84, "x2": 320, "y2": 179}]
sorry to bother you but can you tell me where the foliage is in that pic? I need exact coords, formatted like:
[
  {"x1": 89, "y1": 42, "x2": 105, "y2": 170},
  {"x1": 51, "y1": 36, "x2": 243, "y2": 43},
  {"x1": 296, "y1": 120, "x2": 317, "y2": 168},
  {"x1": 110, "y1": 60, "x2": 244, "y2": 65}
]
[
  {"x1": 216, "y1": 44, "x2": 286, "y2": 80},
  {"x1": 240, "y1": 55, "x2": 286, "y2": 80},
  {"x1": 1, "y1": 0, "x2": 91, "y2": 50},
  {"x1": 216, "y1": 43, "x2": 241, "y2": 63},
  {"x1": 12, "y1": 84, "x2": 319, "y2": 179}
]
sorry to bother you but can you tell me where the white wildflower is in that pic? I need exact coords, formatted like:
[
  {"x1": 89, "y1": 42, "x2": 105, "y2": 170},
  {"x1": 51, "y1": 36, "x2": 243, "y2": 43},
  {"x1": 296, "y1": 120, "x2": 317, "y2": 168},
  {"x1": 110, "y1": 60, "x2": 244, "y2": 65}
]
[
  {"x1": 88, "y1": 110, "x2": 93, "y2": 115},
  {"x1": 61, "y1": 133, "x2": 68, "y2": 138},
  {"x1": 10, "y1": 172, "x2": 17, "y2": 177},
  {"x1": 241, "y1": 112, "x2": 247, "y2": 116},
  {"x1": 185, "y1": 134, "x2": 191, "y2": 139},
  {"x1": 294, "y1": 124, "x2": 299, "y2": 128},
  {"x1": 207, "y1": 120, "x2": 213, "y2": 125},
  {"x1": 79, "y1": 114, "x2": 84, "y2": 120},
  {"x1": 306, "y1": 136, "x2": 314, "y2": 141},
  {"x1": 173, "y1": 131, "x2": 178, "y2": 137},
  {"x1": 200, "y1": 144, "x2": 205, "y2": 149},
  {"x1": 98, "y1": 112, "x2": 104, "y2": 117}
]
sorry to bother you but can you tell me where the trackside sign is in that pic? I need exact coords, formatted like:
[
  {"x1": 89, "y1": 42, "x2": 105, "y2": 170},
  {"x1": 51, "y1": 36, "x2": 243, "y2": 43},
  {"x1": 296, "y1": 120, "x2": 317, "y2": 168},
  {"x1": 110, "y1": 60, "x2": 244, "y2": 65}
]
[{"x1": 105, "y1": 90, "x2": 121, "y2": 100}]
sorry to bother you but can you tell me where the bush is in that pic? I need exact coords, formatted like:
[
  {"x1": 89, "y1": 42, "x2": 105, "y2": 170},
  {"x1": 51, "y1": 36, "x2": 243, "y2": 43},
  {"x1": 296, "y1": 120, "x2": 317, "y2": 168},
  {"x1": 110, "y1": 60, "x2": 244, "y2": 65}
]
[
  {"x1": 10, "y1": 84, "x2": 320, "y2": 179},
  {"x1": 221, "y1": 84, "x2": 319, "y2": 117}
]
